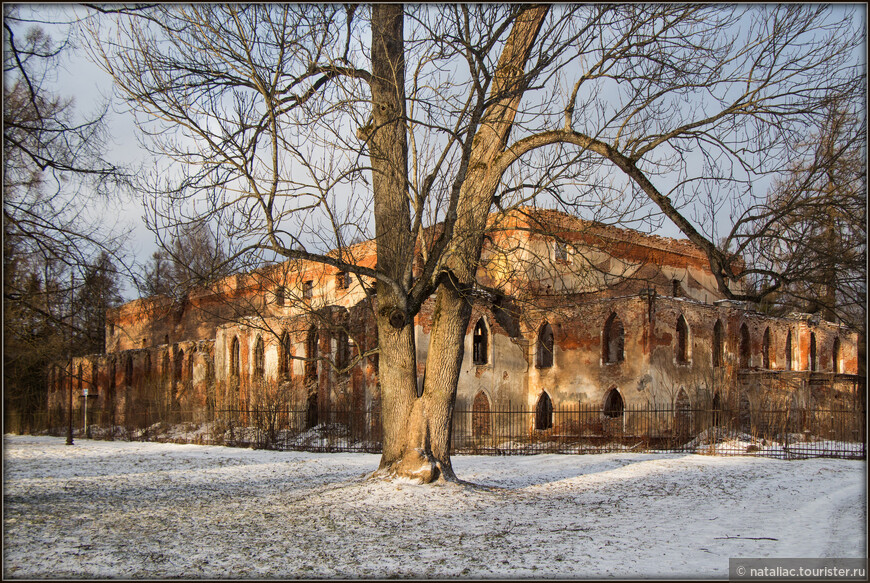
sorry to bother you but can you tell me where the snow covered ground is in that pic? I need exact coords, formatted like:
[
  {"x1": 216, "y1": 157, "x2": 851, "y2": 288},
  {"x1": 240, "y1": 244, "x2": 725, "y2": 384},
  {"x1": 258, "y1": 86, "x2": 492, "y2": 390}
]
[{"x1": 4, "y1": 435, "x2": 866, "y2": 579}]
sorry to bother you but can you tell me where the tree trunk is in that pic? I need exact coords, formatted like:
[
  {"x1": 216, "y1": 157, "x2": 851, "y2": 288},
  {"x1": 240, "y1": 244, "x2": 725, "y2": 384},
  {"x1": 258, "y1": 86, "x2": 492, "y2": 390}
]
[{"x1": 370, "y1": 5, "x2": 548, "y2": 483}]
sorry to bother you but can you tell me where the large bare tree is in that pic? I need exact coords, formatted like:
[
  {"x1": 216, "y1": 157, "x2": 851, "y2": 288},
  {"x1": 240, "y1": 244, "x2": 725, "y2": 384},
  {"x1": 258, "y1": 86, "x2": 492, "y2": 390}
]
[{"x1": 87, "y1": 4, "x2": 863, "y2": 481}]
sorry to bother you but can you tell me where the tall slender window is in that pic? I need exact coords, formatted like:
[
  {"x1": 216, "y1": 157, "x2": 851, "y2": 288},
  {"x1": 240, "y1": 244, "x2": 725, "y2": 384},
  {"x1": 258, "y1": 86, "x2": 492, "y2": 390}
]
[
  {"x1": 336, "y1": 330, "x2": 350, "y2": 371},
  {"x1": 275, "y1": 285, "x2": 285, "y2": 306},
  {"x1": 603, "y1": 313, "x2": 624, "y2": 364},
  {"x1": 676, "y1": 315, "x2": 689, "y2": 364},
  {"x1": 785, "y1": 330, "x2": 793, "y2": 371},
  {"x1": 230, "y1": 337, "x2": 240, "y2": 377},
  {"x1": 253, "y1": 336, "x2": 265, "y2": 380},
  {"x1": 832, "y1": 337, "x2": 841, "y2": 373},
  {"x1": 809, "y1": 332, "x2": 817, "y2": 372},
  {"x1": 125, "y1": 355, "x2": 133, "y2": 386},
  {"x1": 305, "y1": 326, "x2": 318, "y2": 381},
  {"x1": 175, "y1": 349, "x2": 184, "y2": 383},
  {"x1": 739, "y1": 323, "x2": 751, "y2": 369},
  {"x1": 280, "y1": 331, "x2": 291, "y2": 378},
  {"x1": 536, "y1": 322, "x2": 554, "y2": 368},
  {"x1": 713, "y1": 320, "x2": 724, "y2": 368},
  {"x1": 472, "y1": 318, "x2": 488, "y2": 365},
  {"x1": 762, "y1": 327, "x2": 771, "y2": 369}
]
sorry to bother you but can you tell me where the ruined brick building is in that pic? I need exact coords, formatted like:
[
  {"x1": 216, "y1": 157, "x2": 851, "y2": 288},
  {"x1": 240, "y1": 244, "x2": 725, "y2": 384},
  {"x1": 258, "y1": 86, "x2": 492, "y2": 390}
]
[{"x1": 47, "y1": 208, "x2": 861, "y2": 439}]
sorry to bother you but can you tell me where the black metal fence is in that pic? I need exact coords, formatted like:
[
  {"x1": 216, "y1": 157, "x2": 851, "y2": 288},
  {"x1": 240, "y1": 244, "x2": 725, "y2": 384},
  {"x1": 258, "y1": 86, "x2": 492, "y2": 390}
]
[{"x1": 48, "y1": 402, "x2": 866, "y2": 460}]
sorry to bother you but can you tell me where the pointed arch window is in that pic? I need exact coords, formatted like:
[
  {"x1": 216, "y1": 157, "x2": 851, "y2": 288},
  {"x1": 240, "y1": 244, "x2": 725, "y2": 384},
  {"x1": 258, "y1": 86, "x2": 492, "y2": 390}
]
[
  {"x1": 676, "y1": 314, "x2": 689, "y2": 364},
  {"x1": 275, "y1": 285, "x2": 285, "y2": 307},
  {"x1": 785, "y1": 330, "x2": 793, "y2": 371},
  {"x1": 279, "y1": 331, "x2": 292, "y2": 379},
  {"x1": 253, "y1": 336, "x2": 265, "y2": 380},
  {"x1": 809, "y1": 332, "x2": 817, "y2": 372},
  {"x1": 175, "y1": 349, "x2": 184, "y2": 383},
  {"x1": 536, "y1": 322, "x2": 554, "y2": 369},
  {"x1": 603, "y1": 388, "x2": 624, "y2": 418},
  {"x1": 738, "y1": 323, "x2": 751, "y2": 369},
  {"x1": 336, "y1": 330, "x2": 350, "y2": 372},
  {"x1": 230, "y1": 337, "x2": 240, "y2": 378},
  {"x1": 473, "y1": 318, "x2": 488, "y2": 365},
  {"x1": 305, "y1": 326, "x2": 318, "y2": 382},
  {"x1": 712, "y1": 320, "x2": 724, "y2": 368},
  {"x1": 762, "y1": 327, "x2": 771, "y2": 369},
  {"x1": 603, "y1": 313, "x2": 624, "y2": 364},
  {"x1": 535, "y1": 391, "x2": 553, "y2": 430}
]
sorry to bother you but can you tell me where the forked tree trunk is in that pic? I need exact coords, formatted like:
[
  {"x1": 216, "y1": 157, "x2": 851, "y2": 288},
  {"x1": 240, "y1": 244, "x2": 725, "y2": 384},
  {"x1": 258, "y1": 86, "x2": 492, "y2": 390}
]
[{"x1": 370, "y1": 4, "x2": 548, "y2": 483}]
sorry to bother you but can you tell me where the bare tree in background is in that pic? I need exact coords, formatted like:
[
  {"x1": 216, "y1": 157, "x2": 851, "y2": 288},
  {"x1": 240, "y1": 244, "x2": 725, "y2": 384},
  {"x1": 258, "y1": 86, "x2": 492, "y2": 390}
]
[
  {"x1": 87, "y1": 4, "x2": 863, "y2": 481},
  {"x1": 3, "y1": 6, "x2": 131, "y2": 431}
]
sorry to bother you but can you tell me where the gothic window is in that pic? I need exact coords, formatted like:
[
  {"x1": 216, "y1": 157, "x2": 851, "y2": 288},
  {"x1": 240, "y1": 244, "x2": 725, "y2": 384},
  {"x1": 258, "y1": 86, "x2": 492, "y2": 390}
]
[
  {"x1": 603, "y1": 313, "x2": 624, "y2": 364},
  {"x1": 303, "y1": 280, "x2": 314, "y2": 299},
  {"x1": 603, "y1": 388, "x2": 624, "y2": 418},
  {"x1": 175, "y1": 349, "x2": 184, "y2": 383},
  {"x1": 785, "y1": 330, "x2": 793, "y2": 371},
  {"x1": 809, "y1": 332, "x2": 817, "y2": 372},
  {"x1": 305, "y1": 326, "x2": 318, "y2": 382},
  {"x1": 738, "y1": 323, "x2": 751, "y2": 369},
  {"x1": 336, "y1": 330, "x2": 350, "y2": 371},
  {"x1": 676, "y1": 314, "x2": 689, "y2": 364},
  {"x1": 472, "y1": 318, "x2": 488, "y2": 365},
  {"x1": 762, "y1": 327, "x2": 771, "y2": 369},
  {"x1": 280, "y1": 331, "x2": 291, "y2": 379},
  {"x1": 472, "y1": 391, "x2": 491, "y2": 437},
  {"x1": 253, "y1": 336, "x2": 265, "y2": 380},
  {"x1": 162, "y1": 352, "x2": 170, "y2": 381},
  {"x1": 536, "y1": 322, "x2": 554, "y2": 369},
  {"x1": 832, "y1": 337, "x2": 841, "y2": 373},
  {"x1": 275, "y1": 285, "x2": 285, "y2": 307},
  {"x1": 230, "y1": 337, "x2": 240, "y2": 377},
  {"x1": 535, "y1": 391, "x2": 553, "y2": 430},
  {"x1": 712, "y1": 320, "x2": 724, "y2": 368}
]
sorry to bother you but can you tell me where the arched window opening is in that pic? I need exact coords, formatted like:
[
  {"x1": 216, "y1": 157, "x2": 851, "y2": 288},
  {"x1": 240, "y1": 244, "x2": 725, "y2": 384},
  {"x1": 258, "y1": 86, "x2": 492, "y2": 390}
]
[
  {"x1": 603, "y1": 313, "x2": 624, "y2": 364},
  {"x1": 676, "y1": 315, "x2": 689, "y2": 364},
  {"x1": 536, "y1": 322, "x2": 554, "y2": 369},
  {"x1": 230, "y1": 337, "x2": 240, "y2": 378},
  {"x1": 275, "y1": 285, "x2": 285, "y2": 307},
  {"x1": 472, "y1": 391, "x2": 491, "y2": 437},
  {"x1": 535, "y1": 391, "x2": 553, "y2": 430},
  {"x1": 674, "y1": 389, "x2": 692, "y2": 438},
  {"x1": 472, "y1": 318, "x2": 488, "y2": 365},
  {"x1": 279, "y1": 331, "x2": 292, "y2": 379},
  {"x1": 124, "y1": 355, "x2": 133, "y2": 387},
  {"x1": 305, "y1": 326, "x2": 318, "y2": 382},
  {"x1": 738, "y1": 323, "x2": 751, "y2": 369},
  {"x1": 603, "y1": 388, "x2": 624, "y2": 418},
  {"x1": 712, "y1": 320, "x2": 724, "y2": 368},
  {"x1": 785, "y1": 330, "x2": 793, "y2": 371},
  {"x1": 336, "y1": 330, "x2": 350, "y2": 372},
  {"x1": 762, "y1": 327, "x2": 771, "y2": 369},
  {"x1": 809, "y1": 332, "x2": 817, "y2": 372},
  {"x1": 175, "y1": 349, "x2": 184, "y2": 383},
  {"x1": 253, "y1": 337, "x2": 265, "y2": 380},
  {"x1": 832, "y1": 337, "x2": 841, "y2": 373},
  {"x1": 162, "y1": 352, "x2": 170, "y2": 382}
]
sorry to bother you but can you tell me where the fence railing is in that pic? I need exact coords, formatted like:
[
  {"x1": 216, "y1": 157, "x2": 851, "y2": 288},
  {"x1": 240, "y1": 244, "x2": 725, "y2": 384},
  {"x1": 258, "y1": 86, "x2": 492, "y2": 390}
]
[{"x1": 45, "y1": 403, "x2": 865, "y2": 460}]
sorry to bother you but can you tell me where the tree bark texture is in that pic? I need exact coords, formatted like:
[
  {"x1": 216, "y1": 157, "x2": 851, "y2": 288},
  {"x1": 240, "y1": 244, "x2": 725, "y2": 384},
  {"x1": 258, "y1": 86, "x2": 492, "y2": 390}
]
[{"x1": 371, "y1": 5, "x2": 549, "y2": 482}]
